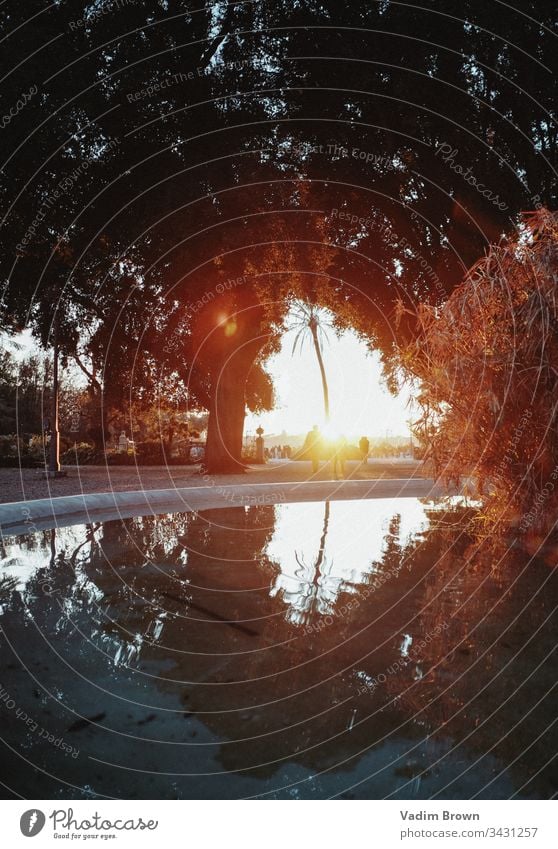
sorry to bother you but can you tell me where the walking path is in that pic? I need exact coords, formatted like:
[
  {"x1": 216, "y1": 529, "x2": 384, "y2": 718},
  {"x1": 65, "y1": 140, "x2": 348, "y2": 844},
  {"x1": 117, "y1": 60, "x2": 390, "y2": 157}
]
[
  {"x1": 0, "y1": 459, "x2": 451, "y2": 536},
  {"x1": 0, "y1": 458, "x2": 424, "y2": 504}
]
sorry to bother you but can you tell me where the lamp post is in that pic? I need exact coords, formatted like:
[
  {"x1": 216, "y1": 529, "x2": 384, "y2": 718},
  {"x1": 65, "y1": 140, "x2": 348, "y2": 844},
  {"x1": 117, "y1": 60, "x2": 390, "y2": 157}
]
[
  {"x1": 48, "y1": 316, "x2": 61, "y2": 474},
  {"x1": 255, "y1": 425, "x2": 265, "y2": 464}
]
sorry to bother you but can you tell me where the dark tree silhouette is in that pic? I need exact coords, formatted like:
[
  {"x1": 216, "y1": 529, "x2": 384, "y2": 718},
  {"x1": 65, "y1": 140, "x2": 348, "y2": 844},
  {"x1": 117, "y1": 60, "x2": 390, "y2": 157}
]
[{"x1": 0, "y1": 1, "x2": 556, "y2": 470}]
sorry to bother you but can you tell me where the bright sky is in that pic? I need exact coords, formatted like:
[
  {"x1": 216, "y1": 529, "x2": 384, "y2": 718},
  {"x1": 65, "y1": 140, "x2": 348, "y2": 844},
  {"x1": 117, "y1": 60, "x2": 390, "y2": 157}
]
[
  {"x1": 5, "y1": 316, "x2": 414, "y2": 441},
  {"x1": 266, "y1": 498, "x2": 430, "y2": 624},
  {"x1": 1, "y1": 328, "x2": 36, "y2": 359},
  {"x1": 246, "y1": 322, "x2": 414, "y2": 439}
]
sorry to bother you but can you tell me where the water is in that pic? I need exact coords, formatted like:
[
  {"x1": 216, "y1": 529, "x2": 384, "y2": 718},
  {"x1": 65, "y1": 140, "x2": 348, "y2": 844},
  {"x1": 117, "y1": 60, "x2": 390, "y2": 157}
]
[{"x1": 0, "y1": 498, "x2": 557, "y2": 799}]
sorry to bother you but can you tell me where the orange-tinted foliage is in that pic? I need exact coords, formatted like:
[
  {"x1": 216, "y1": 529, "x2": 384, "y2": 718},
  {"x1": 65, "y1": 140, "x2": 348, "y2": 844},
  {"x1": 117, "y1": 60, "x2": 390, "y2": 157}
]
[{"x1": 398, "y1": 209, "x2": 558, "y2": 533}]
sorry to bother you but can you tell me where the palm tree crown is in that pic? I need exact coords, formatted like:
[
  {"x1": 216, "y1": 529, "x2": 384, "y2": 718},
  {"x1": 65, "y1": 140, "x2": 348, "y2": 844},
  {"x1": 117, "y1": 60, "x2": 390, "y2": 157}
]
[{"x1": 289, "y1": 301, "x2": 334, "y2": 422}]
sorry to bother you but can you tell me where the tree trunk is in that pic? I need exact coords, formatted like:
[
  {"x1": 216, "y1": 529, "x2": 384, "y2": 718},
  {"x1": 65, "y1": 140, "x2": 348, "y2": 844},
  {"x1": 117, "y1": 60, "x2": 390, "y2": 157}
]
[
  {"x1": 204, "y1": 353, "x2": 252, "y2": 474},
  {"x1": 199, "y1": 303, "x2": 269, "y2": 474},
  {"x1": 310, "y1": 321, "x2": 330, "y2": 421}
]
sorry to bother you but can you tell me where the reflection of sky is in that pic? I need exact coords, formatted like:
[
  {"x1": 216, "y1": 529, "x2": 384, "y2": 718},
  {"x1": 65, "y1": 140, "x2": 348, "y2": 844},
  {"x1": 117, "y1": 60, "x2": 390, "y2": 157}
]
[
  {"x1": 1, "y1": 498, "x2": 466, "y2": 629},
  {"x1": 0, "y1": 525, "x2": 90, "y2": 585},
  {"x1": 265, "y1": 498, "x2": 431, "y2": 624}
]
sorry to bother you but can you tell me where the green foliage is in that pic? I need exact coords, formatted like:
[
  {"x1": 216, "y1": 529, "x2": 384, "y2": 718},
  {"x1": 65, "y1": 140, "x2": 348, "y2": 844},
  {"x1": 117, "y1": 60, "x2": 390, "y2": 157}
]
[
  {"x1": 134, "y1": 440, "x2": 193, "y2": 466},
  {"x1": 0, "y1": 433, "x2": 23, "y2": 454},
  {"x1": 60, "y1": 442, "x2": 103, "y2": 466},
  {"x1": 0, "y1": 350, "x2": 49, "y2": 436}
]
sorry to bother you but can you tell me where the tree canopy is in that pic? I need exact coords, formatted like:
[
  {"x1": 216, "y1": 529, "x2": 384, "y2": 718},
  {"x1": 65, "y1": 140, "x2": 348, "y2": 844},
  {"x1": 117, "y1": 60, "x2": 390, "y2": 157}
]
[{"x1": 0, "y1": 1, "x2": 556, "y2": 469}]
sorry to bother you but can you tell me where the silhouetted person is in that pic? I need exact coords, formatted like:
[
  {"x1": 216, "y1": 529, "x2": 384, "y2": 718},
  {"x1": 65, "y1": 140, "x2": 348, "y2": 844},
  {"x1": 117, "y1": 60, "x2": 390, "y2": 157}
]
[
  {"x1": 307, "y1": 425, "x2": 322, "y2": 473},
  {"x1": 331, "y1": 435, "x2": 347, "y2": 480},
  {"x1": 359, "y1": 436, "x2": 370, "y2": 465}
]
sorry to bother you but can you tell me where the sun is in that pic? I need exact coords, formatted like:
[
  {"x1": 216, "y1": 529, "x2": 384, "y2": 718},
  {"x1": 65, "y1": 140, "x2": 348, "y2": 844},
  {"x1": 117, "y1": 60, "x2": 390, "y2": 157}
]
[
  {"x1": 321, "y1": 421, "x2": 345, "y2": 441},
  {"x1": 245, "y1": 321, "x2": 413, "y2": 439}
]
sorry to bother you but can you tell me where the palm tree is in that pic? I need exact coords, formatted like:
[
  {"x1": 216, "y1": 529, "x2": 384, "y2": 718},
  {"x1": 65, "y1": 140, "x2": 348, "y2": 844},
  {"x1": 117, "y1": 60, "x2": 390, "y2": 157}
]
[
  {"x1": 278, "y1": 501, "x2": 345, "y2": 625},
  {"x1": 290, "y1": 301, "x2": 333, "y2": 422}
]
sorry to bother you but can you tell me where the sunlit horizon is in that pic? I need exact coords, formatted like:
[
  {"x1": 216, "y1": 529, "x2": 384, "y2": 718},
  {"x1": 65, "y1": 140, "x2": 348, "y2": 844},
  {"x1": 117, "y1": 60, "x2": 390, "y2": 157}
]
[{"x1": 246, "y1": 319, "x2": 414, "y2": 441}]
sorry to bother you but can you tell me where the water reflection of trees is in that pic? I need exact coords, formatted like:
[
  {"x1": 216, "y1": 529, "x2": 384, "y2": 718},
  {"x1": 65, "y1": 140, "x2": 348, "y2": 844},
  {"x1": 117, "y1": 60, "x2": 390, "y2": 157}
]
[
  {"x1": 1, "y1": 504, "x2": 557, "y2": 798},
  {"x1": 271, "y1": 502, "x2": 343, "y2": 625},
  {"x1": 387, "y1": 532, "x2": 558, "y2": 799},
  {"x1": 269, "y1": 509, "x2": 410, "y2": 627}
]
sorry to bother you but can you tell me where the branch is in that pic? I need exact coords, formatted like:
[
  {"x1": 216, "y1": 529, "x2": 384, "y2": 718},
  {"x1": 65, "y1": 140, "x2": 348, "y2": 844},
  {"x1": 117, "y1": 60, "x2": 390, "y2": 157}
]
[
  {"x1": 71, "y1": 352, "x2": 101, "y2": 390},
  {"x1": 199, "y1": 2, "x2": 238, "y2": 68}
]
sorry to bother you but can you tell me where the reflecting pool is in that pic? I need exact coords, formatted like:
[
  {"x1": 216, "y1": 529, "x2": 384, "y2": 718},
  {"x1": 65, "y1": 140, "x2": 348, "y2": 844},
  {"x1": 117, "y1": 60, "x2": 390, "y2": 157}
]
[{"x1": 0, "y1": 497, "x2": 557, "y2": 799}]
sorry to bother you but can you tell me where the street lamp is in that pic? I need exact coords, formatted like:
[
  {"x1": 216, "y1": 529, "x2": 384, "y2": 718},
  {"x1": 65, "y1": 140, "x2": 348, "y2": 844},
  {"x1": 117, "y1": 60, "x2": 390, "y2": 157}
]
[
  {"x1": 48, "y1": 319, "x2": 60, "y2": 473},
  {"x1": 255, "y1": 425, "x2": 265, "y2": 463},
  {"x1": 47, "y1": 313, "x2": 66, "y2": 478}
]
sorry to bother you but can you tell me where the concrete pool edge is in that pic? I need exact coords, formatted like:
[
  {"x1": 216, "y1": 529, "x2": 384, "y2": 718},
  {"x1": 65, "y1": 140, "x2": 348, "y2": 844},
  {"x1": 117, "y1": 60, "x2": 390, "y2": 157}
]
[{"x1": 0, "y1": 477, "x2": 448, "y2": 536}]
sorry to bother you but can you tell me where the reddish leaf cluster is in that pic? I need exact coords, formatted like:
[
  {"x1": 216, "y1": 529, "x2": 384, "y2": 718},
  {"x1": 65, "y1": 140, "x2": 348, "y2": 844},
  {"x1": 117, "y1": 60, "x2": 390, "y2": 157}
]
[{"x1": 398, "y1": 209, "x2": 558, "y2": 532}]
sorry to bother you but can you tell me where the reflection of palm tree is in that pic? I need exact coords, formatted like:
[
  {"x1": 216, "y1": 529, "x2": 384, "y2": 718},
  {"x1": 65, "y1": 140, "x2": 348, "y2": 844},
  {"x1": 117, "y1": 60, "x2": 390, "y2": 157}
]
[
  {"x1": 290, "y1": 302, "x2": 333, "y2": 422},
  {"x1": 49, "y1": 527, "x2": 56, "y2": 567},
  {"x1": 279, "y1": 502, "x2": 350, "y2": 625},
  {"x1": 314, "y1": 499, "x2": 330, "y2": 572}
]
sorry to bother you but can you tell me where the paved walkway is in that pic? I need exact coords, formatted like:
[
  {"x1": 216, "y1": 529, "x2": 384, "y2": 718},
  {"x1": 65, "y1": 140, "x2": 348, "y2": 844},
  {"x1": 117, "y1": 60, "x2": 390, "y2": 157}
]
[
  {"x1": 0, "y1": 459, "x2": 449, "y2": 536},
  {"x1": 0, "y1": 458, "x2": 425, "y2": 504},
  {"x1": 0, "y1": 476, "x2": 446, "y2": 537}
]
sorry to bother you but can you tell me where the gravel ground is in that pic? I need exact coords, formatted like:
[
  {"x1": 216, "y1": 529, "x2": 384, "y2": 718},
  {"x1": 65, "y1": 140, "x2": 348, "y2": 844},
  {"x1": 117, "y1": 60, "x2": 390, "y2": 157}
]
[{"x1": 0, "y1": 458, "x2": 425, "y2": 504}]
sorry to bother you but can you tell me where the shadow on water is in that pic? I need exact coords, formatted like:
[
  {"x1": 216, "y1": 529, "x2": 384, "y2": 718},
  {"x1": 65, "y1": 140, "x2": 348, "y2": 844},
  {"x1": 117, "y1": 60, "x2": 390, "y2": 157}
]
[{"x1": 0, "y1": 497, "x2": 557, "y2": 799}]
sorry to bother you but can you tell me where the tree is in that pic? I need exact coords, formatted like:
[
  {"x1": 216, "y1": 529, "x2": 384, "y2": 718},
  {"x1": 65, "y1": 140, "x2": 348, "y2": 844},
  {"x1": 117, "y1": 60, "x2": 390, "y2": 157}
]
[
  {"x1": 0, "y1": 349, "x2": 49, "y2": 438},
  {"x1": 396, "y1": 208, "x2": 558, "y2": 531},
  {"x1": 290, "y1": 301, "x2": 333, "y2": 422},
  {"x1": 0, "y1": 1, "x2": 556, "y2": 472}
]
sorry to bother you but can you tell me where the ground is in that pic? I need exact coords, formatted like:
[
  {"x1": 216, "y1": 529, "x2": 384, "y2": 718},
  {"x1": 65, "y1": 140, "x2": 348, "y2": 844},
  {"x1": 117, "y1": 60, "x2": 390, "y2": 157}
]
[{"x1": 0, "y1": 458, "x2": 425, "y2": 504}]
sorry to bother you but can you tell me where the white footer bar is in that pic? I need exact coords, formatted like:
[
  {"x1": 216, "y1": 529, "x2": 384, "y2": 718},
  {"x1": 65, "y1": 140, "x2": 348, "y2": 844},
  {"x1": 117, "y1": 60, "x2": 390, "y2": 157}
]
[{"x1": 0, "y1": 800, "x2": 555, "y2": 848}]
